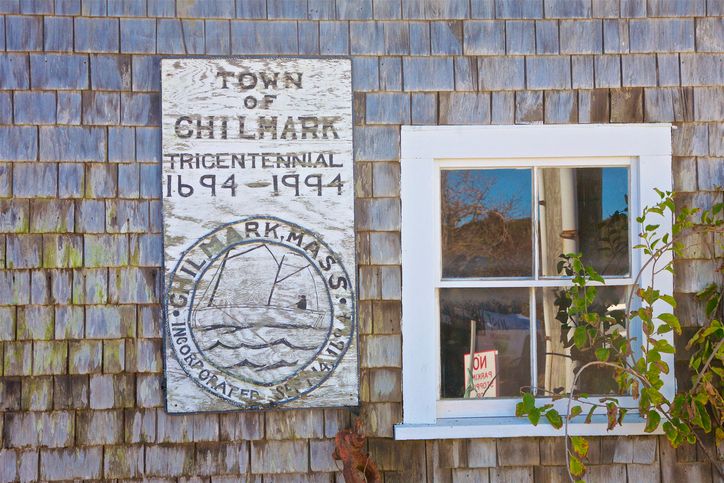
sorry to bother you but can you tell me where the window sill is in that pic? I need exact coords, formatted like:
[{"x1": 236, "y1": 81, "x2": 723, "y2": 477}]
[{"x1": 394, "y1": 414, "x2": 660, "y2": 440}]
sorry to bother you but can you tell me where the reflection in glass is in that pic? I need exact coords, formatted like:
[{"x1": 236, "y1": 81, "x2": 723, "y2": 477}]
[
  {"x1": 441, "y1": 169, "x2": 532, "y2": 278},
  {"x1": 538, "y1": 167, "x2": 630, "y2": 277},
  {"x1": 440, "y1": 288, "x2": 531, "y2": 399},
  {"x1": 536, "y1": 286, "x2": 633, "y2": 396}
]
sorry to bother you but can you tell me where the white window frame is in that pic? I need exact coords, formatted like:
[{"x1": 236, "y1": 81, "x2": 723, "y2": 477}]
[{"x1": 395, "y1": 124, "x2": 674, "y2": 440}]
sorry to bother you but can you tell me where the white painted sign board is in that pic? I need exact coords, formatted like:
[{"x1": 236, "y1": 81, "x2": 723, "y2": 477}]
[
  {"x1": 464, "y1": 350, "x2": 498, "y2": 398},
  {"x1": 161, "y1": 58, "x2": 357, "y2": 412}
]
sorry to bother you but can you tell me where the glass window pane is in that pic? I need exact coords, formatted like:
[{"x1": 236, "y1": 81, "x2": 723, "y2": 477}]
[
  {"x1": 441, "y1": 169, "x2": 533, "y2": 278},
  {"x1": 538, "y1": 167, "x2": 630, "y2": 277},
  {"x1": 440, "y1": 288, "x2": 531, "y2": 399},
  {"x1": 536, "y1": 286, "x2": 633, "y2": 396}
]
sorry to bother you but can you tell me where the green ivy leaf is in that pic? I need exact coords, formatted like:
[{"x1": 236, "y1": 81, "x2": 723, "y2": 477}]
[
  {"x1": 573, "y1": 326, "x2": 588, "y2": 349},
  {"x1": 584, "y1": 404, "x2": 596, "y2": 424},
  {"x1": 545, "y1": 409, "x2": 563, "y2": 429},
  {"x1": 660, "y1": 294, "x2": 677, "y2": 308},
  {"x1": 568, "y1": 405, "x2": 583, "y2": 420},
  {"x1": 595, "y1": 347, "x2": 611, "y2": 361},
  {"x1": 523, "y1": 392, "x2": 535, "y2": 411},
  {"x1": 644, "y1": 410, "x2": 660, "y2": 433},
  {"x1": 571, "y1": 436, "x2": 589, "y2": 458},
  {"x1": 529, "y1": 408, "x2": 541, "y2": 426},
  {"x1": 663, "y1": 421, "x2": 678, "y2": 445},
  {"x1": 569, "y1": 455, "x2": 586, "y2": 478},
  {"x1": 658, "y1": 313, "x2": 681, "y2": 334}
]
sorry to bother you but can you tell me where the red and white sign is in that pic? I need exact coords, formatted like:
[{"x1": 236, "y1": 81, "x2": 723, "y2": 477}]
[{"x1": 463, "y1": 350, "x2": 499, "y2": 398}]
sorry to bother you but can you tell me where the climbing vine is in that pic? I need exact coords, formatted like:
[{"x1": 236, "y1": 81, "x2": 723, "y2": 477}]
[{"x1": 515, "y1": 190, "x2": 724, "y2": 482}]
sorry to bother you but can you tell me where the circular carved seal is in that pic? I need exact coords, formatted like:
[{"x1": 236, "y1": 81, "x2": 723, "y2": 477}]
[{"x1": 165, "y1": 216, "x2": 355, "y2": 409}]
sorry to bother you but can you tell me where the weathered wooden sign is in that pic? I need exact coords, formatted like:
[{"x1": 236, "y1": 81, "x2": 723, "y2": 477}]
[{"x1": 161, "y1": 58, "x2": 357, "y2": 413}]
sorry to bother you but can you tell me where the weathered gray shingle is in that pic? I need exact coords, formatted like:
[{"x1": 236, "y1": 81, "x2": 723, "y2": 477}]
[
  {"x1": 75, "y1": 17, "x2": 119, "y2": 52},
  {"x1": 479, "y1": 57, "x2": 525, "y2": 90},
  {"x1": 90, "y1": 55, "x2": 131, "y2": 90},
  {"x1": 384, "y1": 21, "x2": 410, "y2": 54},
  {"x1": 157, "y1": 19, "x2": 204, "y2": 54},
  {"x1": 366, "y1": 93, "x2": 410, "y2": 124},
  {"x1": 680, "y1": 53, "x2": 724, "y2": 86},
  {"x1": 230, "y1": 21, "x2": 299, "y2": 55},
  {"x1": 0, "y1": 54, "x2": 30, "y2": 89},
  {"x1": 176, "y1": 0, "x2": 234, "y2": 17},
  {"x1": 526, "y1": 56, "x2": 571, "y2": 89},
  {"x1": 40, "y1": 127, "x2": 105, "y2": 161},
  {"x1": 411, "y1": 93, "x2": 437, "y2": 124},
  {"x1": 31, "y1": 54, "x2": 88, "y2": 89},
  {"x1": 355, "y1": 126, "x2": 400, "y2": 161},
  {"x1": 403, "y1": 57, "x2": 454, "y2": 91},
  {"x1": 0, "y1": 127, "x2": 37, "y2": 161},
  {"x1": 431, "y1": 21, "x2": 463, "y2": 55},
  {"x1": 135, "y1": 127, "x2": 160, "y2": 162},
  {"x1": 516, "y1": 90, "x2": 543, "y2": 123},
  {"x1": 694, "y1": 87, "x2": 724, "y2": 122},
  {"x1": 572, "y1": 55, "x2": 594, "y2": 89},
  {"x1": 351, "y1": 57, "x2": 379, "y2": 91},
  {"x1": 131, "y1": 56, "x2": 160, "y2": 91},
  {"x1": 44, "y1": 17, "x2": 74, "y2": 51},
  {"x1": 629, "y1": 19, "x2": 695, "y2": 53},
  {"x1": 622, "y1": 55, "x2": 657, "y2": 87},
  {"x1": 205, "y1": 20, "x2": 231, "y2": 55},
  {"x1": 402, "y1": 0, "x2": 469, "y2": 19},
  {"x1": 463, "y1": 21, "x2": 504, "y2": 54},
  {"x1": 57, "y1": 92, "x2": 82, "y2": 125},
  {"x1": 58, "y1": 163, "x2": 84, "y2": 198},
  {"x1": 82, "y1": 92, "x2": 121, "y2": 126},
  {"x1": 560, "y1": 20, "x2": 602, "y2": 54},
  {"x1": 439, "y1": 93, "x2": 491, "y2": 124},
  {"x1": 603, "y1": 19, "x2": 629, "y2": 53},
  {"x1": 544, "y1": 0, "x2": 591, "y2": 18},
  {"x1": 320, "y1": 22, "x2": 349, "y2": 54},
  {"x1": 350, "y1": 21, "x2": 385, "y2": 54},
  {"x1": 56, "y1": 0, "x2": 81, "y2": 15},
  {"x1": 496, "y1": 0, "x2": 542, "y2": 18},
  {"x1": 107, "y1": 0, "x2": 147, "y2": 16},
  {"x1": 535, "y1": 20, "x2": 559, "y2": 54},
  {"x1": 696, "y1": 17, "x2": 724, "y2": 53},
  {"x1": 545, "y1": 91, "x2": 577, "y2": 123},
  {"x1": 14, "y1": 92, "x2": 56, "y2": 125},
  {"x1": 374, "y1": 0, "x2": 402, "y2": 19},
  {"x1": 120, "y1": 93, "x2": 160, "y2": 126},
  {"x1": 594, "y1": 55, "x2": 621, "y2": 88},
  {"x1": 13, "y1": 164, "x2": 57, "y2": 198},
  {"x1": 40, "y1": 448, "x2": 102, "y2": 480},
  {"x1": 6, "y1": 15, "x2": 42, "y2": 51},
  {"x1": 308, "y1": 0, "x2": 334, "y2": 19},
  {"x1": 454, "y1": 56, "x2": 477, "y2": 90},
  {"x1": 380, "y1": 57, "x2": 403, "y2": 90},
  {"x1": 120, "y1": 18, "x2": 156, "y2": 54},
  {"x1": 506, "y1": 20, "x2": 535, "y2": 54}
]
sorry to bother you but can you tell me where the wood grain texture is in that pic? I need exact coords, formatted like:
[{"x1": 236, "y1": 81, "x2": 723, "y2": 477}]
[{"x1": 162, "y1": 58, "x2": 357, "y2": 412}]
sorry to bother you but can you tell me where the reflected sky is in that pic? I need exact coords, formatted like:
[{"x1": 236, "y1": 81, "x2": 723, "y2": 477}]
[
  {"x1": 601, "y1": 168, "x2": 628, "y2": 218},
  {"x1": 443, "y1": 169, "x2": 532, "y2": 220}
]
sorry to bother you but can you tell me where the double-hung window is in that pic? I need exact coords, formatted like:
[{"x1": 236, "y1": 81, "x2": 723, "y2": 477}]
[{"x1": 396, "y1": 124, "x2": 674, "y2": 439}]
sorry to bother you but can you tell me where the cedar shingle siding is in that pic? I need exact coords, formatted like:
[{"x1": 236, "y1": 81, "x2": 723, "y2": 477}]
[{"x1": 0, "y1": 0, "x2": 722, "y2": 480}]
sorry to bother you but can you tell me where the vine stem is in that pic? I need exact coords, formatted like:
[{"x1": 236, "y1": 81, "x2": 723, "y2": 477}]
[
  {"x1": 692, "y1": 337, "x2": 724, "y2": 392},
  {"x1": 563, "y1": 360, "x2": 651, "y2": 483}
]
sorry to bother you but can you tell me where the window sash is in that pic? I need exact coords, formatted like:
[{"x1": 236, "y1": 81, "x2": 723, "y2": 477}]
[{"x1": 435, "y1": 158, "x2": 636, "y2": 284}]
